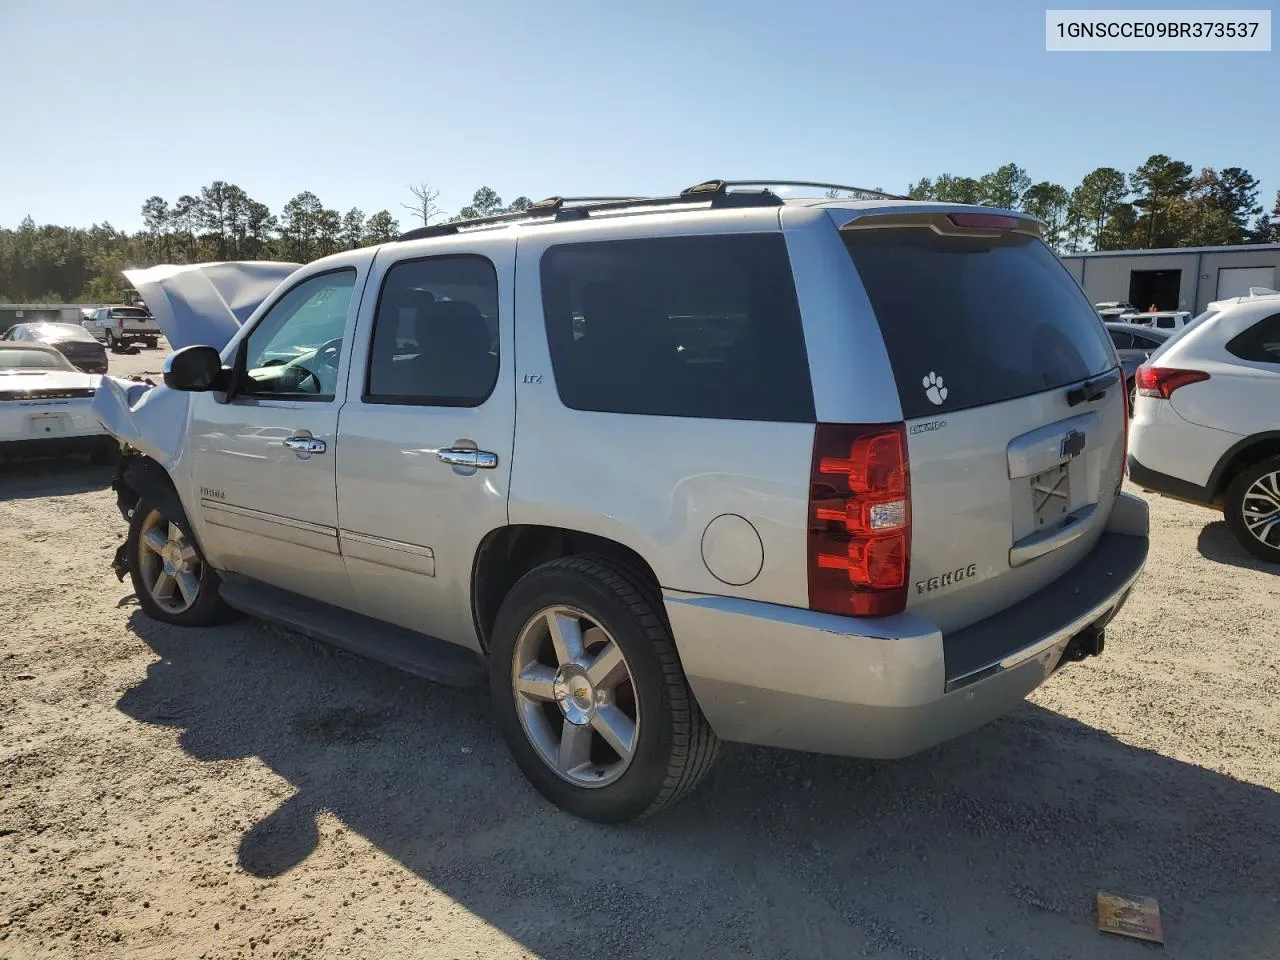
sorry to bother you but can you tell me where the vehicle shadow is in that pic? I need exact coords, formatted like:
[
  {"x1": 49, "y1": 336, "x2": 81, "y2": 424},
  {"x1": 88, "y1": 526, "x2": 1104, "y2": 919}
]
[
  {"x1": 0, "y1": 459, "x2": 113, "y2": 501},
  {"x1": 117, "y1": 612, "x2": 1280, "y2": 959},
  {"x1": 1197, "y1": 520, "x2": 1278, "y2": 574}
]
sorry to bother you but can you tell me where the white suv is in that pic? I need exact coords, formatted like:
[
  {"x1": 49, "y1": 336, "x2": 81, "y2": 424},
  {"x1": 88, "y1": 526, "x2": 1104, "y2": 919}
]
[
  {"x1": 94, "y1": 181, "x2": 1149, "y2": 822},
  {"x1": 1129, "y1": 292, "x2": 1280, "y2": 562}
]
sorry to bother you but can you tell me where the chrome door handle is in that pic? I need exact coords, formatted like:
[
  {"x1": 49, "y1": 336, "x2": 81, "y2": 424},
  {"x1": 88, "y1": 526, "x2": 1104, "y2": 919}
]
[
  {"x1": 438, "y1": 447, "x2": 498, "y2": 469},
  {"x1": 283, "y1": 436, "x2": 327, "y2": 455}
]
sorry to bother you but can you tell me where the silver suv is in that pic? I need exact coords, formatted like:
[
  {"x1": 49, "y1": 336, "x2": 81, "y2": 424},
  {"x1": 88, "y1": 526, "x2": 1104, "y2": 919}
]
[{"x1": 96, "y1": 181, "x2": 1149, "y2": 823}]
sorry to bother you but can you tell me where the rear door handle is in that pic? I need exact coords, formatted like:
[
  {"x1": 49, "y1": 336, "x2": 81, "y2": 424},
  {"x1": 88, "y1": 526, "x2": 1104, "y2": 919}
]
[
  {"x1": 438, "y1": 447, "x2": 498, "y2": 469},
  {"x1": 283, "y1": 436, "x2": 327, "y2": 455}
]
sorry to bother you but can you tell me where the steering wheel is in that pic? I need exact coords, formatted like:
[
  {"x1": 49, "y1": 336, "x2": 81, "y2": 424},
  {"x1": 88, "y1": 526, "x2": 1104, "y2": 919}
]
[{"x1": 315, "y1": 337, "x2": 343, "y2": 369}]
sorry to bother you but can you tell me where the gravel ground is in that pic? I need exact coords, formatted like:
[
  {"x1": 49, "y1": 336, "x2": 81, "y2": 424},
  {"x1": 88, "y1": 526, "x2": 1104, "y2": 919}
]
[{"x1": 2, "y1": 346, "x2": 1278, "y2": 958}]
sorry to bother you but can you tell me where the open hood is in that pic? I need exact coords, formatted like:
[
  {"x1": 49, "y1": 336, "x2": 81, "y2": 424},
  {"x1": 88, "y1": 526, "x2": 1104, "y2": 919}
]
[
  {"x1": 93, "y1": 260, "x2": 301, "y2": 465},
  {"x1": 122, "y1": 261, "x2": 301, "y2": 351}
]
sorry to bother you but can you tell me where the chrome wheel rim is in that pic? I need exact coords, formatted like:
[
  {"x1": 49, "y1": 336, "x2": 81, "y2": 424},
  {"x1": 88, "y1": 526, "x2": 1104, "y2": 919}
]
[
  {"x1": 136, "y1": 509, "x2": 203, "y2": 614},
  {"x1": 1242, "y1": 471, "x2": 1280, "y2": 550},
  {"x1": 511, "y1": 605, "x2": 639, "y2": 788}
]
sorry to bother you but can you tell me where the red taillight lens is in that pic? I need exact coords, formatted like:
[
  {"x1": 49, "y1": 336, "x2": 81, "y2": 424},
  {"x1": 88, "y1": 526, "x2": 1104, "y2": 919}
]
[
  {"x1": 809, "y1": 423, "x2": 910, "y2": 618},
  {"x1": 1136, "y1": 365, "x2": 1209, "y2": 399}
]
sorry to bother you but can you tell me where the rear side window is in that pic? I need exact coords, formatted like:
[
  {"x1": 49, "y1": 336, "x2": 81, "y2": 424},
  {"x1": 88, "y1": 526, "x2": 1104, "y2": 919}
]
[
  {"x1": 1108, "y1": 329, "x2": 1134, "y2": 349},
  {"x1": 843, "y1": 228, "x2": 1114, "y2": 420},
  {"x1": 540, "y1": 234, "x2": 814, "y2": 422},
  {"x1": 1226, "y1": 312, "x2": 1280, "y2": 364},
  {"x1": 365, "y1": 255, "x2": 499, "y2": 405}
]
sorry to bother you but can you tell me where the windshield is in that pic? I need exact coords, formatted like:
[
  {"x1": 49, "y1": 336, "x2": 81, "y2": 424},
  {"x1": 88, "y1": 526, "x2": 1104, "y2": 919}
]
[
  {"x1": 0, "y1": 347, "x2": 75, "y2": 370},
  {"x1": 33, "y1": 323, "x2": 95, "y2": 341}
]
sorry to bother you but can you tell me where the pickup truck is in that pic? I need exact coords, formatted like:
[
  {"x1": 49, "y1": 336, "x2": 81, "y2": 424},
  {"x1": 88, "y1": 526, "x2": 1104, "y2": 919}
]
[{"x1": 83, "y1": 305, "x2": 162, "y2": 351}]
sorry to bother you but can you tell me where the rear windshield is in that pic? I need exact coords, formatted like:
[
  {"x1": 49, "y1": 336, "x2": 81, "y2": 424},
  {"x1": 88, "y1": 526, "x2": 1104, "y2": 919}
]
[
  {"x1": 111, "y1": 308, "x2": 150, "y2": 319},
  {"x1": 0, "y1": 348, "x2": 73, "y2": 370},
  {"x1": 843, "y1": 228, "x2": 1114, "y2": 420}
]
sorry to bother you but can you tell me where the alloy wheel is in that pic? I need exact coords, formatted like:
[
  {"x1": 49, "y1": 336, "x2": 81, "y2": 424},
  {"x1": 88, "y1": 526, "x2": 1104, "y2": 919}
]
[
  {"x1": 135, "y1": 509, "x2": 203, "y2": 614},
  {"x1": 1241, "y1": 470, "x2": 1280, "y2": 550},
  {"x1": 511, "y1": 605, "x2": 639, "y2": 788}
]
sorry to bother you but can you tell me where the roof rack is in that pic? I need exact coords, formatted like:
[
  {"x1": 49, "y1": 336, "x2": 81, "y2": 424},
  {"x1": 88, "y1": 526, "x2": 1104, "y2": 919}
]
[
  {"x1": 702, "y1": 180, "x2": 908, "y2": 201},
  {"x1": 393, "y1": 178, "x2": 896, "y2": 242}
]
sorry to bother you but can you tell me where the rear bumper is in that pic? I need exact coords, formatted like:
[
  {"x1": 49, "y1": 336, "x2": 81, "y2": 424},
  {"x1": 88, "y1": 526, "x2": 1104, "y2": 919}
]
[
  {"x1": 665, "y1": 492, "x2": 1149, "y2": 759},
  {"x1": 1127, "y1": 454, "x2": 1215, "y2": 508},
  {"x1": 0, "y1": 434, "x2": 118, "y2": 461}
]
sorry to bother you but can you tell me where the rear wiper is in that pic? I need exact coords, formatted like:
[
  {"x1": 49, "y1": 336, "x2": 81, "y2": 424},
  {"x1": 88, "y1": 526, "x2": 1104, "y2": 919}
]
[{"x1": 1065, "y1": 370, "x2": 1121, "y2": 407}]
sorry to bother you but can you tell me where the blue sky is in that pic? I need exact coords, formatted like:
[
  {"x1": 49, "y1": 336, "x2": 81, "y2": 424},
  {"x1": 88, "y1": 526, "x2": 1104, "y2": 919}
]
[{"x1": 1, "y1": 0, "x2": 1275, "y2": 231}]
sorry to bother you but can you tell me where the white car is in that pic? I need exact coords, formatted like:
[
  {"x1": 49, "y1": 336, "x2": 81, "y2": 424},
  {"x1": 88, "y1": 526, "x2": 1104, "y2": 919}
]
[
  {"x1": 1129, "y1": 292, "x2": 1280, "y2": 562},
  {"x1": 0, "y1": 342, "x2": 118, "y2": 462},
  {"x1": 1125, "y1": 311, "x2": 1193, "y2": 332}
]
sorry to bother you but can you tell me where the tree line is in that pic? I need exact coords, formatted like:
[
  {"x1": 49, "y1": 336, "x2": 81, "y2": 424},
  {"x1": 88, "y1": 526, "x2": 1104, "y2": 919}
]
[
  {"x1": 3, "y1": 163, "x2": 1277, "y2": 303},
  {"x1": 908, "y1": 155, "x2": 1279, "y2": 253},
  {"x1": 0, "y1": 182, "x2": 530, "y2": 303}
]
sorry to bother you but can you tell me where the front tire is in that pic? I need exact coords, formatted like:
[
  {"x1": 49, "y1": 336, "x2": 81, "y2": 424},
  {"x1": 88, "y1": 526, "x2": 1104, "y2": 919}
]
[
  {"x1": 489, "y1": 556, "x2": 719, "y2": 823},
  {"x1": 127, "y1": 497, "x2": 234, "y2": 625},
  {"x1": 1225, "y1": 456, "x2": 1280, "y2": 564}
]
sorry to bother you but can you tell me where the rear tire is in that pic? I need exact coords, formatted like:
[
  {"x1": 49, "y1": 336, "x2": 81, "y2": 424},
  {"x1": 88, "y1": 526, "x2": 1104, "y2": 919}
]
[
  {"x1": 106, "y1": 331, "x2": 119, "y2": 352},
  {"x1": 127, "y1": 497, "x2": 235, "y2": 626},
  {"x1": 1224, "y1": 456, "x2": 1280, "y2": 564},
  {"x1": 489, "y1": 555, "x2": 719, "y2": 823}
]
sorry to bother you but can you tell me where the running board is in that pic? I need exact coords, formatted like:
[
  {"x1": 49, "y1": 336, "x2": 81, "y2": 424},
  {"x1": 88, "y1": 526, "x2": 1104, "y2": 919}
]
[{"x1": 218, "y1": 576, "x2": 486, "y2": 687}]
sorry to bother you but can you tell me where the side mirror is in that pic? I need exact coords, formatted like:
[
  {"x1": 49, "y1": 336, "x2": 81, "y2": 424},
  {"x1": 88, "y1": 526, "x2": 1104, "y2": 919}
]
[{"x1": 163, "y1": 345, "x2": 224, "y2": 392}]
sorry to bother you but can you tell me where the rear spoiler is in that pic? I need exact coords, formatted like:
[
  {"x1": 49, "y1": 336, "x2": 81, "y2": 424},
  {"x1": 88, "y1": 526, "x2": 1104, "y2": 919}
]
[{"x1": 122, "y1": 261, "x2": 301, "y2": 351}]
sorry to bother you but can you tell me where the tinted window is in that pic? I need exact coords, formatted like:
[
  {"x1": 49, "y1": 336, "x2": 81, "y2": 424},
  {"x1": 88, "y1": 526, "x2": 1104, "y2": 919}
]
[
  {"x1": 1108, "y1": 329, "x2": 1134, "y2": 349},
  {"x1": 365, "y1": 256, "x2": 499, "y2": 405},
  {"x1": 242, "y1": 269, "x2": 356, "y2": 400},
  {"x1": 540, "y1": 234, "x2": 814, "y2": 422},
  {"x1": 843, "y1": 228, "x2": 1114, "y2": 419},
  {"x1": 1226, "y1": 312, "x2": 1280, "y2": 364},
  {"x1": 109, "y1": 307, "x2": 149, "y2": 319}
]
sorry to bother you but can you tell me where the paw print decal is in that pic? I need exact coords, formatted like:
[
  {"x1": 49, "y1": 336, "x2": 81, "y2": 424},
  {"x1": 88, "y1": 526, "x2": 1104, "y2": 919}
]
[{"x1": 923, "y1": 371, "x2": 948, "y2": 406}]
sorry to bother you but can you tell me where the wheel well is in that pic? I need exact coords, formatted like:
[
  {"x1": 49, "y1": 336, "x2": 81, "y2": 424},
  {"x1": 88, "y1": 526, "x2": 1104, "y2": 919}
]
[
  {"x1": 471, "y1": 525, "x2": 661, "y2": 652},
  {"x1": 1209, "y1": 434, "x2": 1280, "y2": 502}
]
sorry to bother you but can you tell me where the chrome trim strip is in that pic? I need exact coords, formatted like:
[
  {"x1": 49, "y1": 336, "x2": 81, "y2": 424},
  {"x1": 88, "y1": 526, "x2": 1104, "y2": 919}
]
[
  {"x1": 338, "y1": 529, "x2": 436, "y2": 577},
  {"x1": 945, "y1": 558, "x2": 1144, "y2": 693},
  {"x1": 202, "y1": 499, "x2": 338, "y2": 538},
  {"x1": 1009, "y1": 503, "x2": 1097, "y2": 567}
]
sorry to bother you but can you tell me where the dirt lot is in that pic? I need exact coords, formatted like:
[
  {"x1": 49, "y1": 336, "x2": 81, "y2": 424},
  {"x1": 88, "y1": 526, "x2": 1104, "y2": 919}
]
[{"x1": 2, "y1": 345, "x2": 1278, "y2": 959}]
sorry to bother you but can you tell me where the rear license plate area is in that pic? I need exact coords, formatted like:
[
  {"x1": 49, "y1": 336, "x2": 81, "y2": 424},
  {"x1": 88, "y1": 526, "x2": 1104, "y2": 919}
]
[
  {"x1": 1030, "y1": 464, "x2": 1071, "y2": 529},
  {"x1": 25, "y1": 413, "x2": 71, "y2": 437}
]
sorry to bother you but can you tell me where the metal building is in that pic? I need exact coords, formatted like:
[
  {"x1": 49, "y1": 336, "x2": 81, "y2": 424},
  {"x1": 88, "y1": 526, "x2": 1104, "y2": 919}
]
[{"x1": 1061, "y1": 243, "x2": 1280, "y2": 315}]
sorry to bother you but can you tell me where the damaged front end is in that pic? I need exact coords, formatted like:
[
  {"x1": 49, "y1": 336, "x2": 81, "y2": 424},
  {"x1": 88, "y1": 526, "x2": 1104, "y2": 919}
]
[{"x1": 92, "y1": 260, "x2": 302, "y2": 582}]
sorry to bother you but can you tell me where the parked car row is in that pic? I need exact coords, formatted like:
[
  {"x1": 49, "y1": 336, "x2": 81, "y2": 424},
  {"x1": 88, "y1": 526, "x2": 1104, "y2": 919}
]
[{"x1": 1, "y1": 321, "x2": 109, "y2": 373}]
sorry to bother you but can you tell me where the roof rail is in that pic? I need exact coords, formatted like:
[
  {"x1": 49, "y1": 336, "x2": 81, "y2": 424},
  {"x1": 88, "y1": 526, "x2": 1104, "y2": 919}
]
[
  {"x1": 700, "y1": 180, "x2": 908, "y2": 201},
  {"x1": 393, "y1": 180, "x2": 844, "y2": 243}
]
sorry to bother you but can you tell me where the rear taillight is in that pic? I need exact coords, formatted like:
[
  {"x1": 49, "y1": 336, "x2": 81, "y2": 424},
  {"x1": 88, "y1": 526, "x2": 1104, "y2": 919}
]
[
  {"x1": 1136, "y1": 365, "x2": 1209, "y2": 399},
  {"x1": 808, "y1": 423, "x2": 910, "y2": 618}
]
